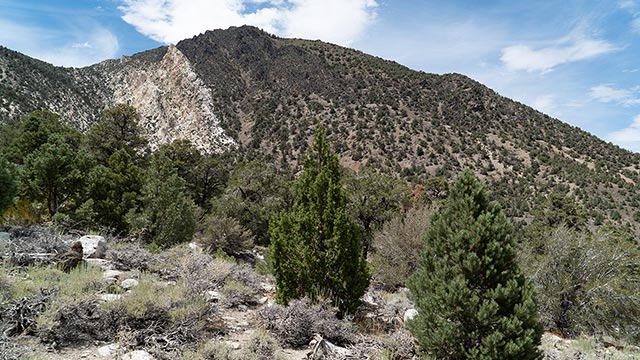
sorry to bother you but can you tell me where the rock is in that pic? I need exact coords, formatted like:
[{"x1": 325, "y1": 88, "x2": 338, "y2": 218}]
[
  {"x1": 0, "y1": 232, "x2": 9, "y2": 242},
  {"x1": 122, "y1": 350, "x2": 155, "y2": 360},
  {"x1": 103, "y1": 269, "x2": 124, "y2": 284},
  {"x1": 404, "y1": 308, "x2": 418, "y2": 322},
  {"x1": 238, "y1": 304, "x2": 248, "y2": 312},
  {"x1": 100, "y1": 294, "x2": 123, "y2": 302},
  {"x1": 227, "y1": 341, "x2": 241, "y2": 350},
  {"x1": 309, "y1": 334, "x2": 352, "y2": 359},
  {"x1": 206, "y1": 290, "x2": 223, "y2": 302},
  {"x1": 97, "y1": 343, "x2": 120, "y2": 357},
  {"x1": 77, "y1": 235, "x2": 107, "y2": 259},
  {"x1": 121, "y1": 278, "x2": 139, "y2": 289},
  {"x1": 258, "y1": 296, "x2": 269, "y2": 304},
  {"x1": 260, "y1": 283, "x2": 274, "y2": 292},
  {"x1": 188, "y1": 242, "x2": 202, "y2": 252}
]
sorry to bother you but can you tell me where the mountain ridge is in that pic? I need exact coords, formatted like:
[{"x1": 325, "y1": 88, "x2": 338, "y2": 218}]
[{"x1": 1, "y1": 25, "x2": 639, "y2": 231}]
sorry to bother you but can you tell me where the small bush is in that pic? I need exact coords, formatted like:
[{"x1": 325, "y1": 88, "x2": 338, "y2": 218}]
[
  {"x1": 242, "y1": 330, "x2": 280, "y2": 360},
  {"x1": 199, "y1": 215, "x2": 254, "y2": 256},
  {"x1": 221, "y1": 280, "x2": 258, "y2": 308},
  {"x1": 258, "y1": 297, "x2": 355, "y2": 348},
  {"x1": 370, "y1": 206, "x2": 432, "y2": 290}
]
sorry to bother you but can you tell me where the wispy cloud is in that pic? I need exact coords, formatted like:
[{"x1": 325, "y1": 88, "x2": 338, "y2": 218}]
[
  {"x1": 607, "y1": 114, "x2": 640, "y2": 152},
  {"x1": 0, "y1": 19, "x2": 119, "y2": 67},
  {"x1": 531, "y1": 94, "x2": 555, "y2": 114},
  {"x1": 500, "y1": 36, "x2": 618, "y2": 73},
  {"x1": 118, "y1": 0, "x2": 378, "y2": 46},
  {"x1": 590, "y1": 84, "x2": 640, "y2": 106}
]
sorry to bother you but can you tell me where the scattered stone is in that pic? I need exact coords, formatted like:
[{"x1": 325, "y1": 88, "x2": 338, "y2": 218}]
[
  {"x1": 76, "y1": 235, "x2": 107, "y2": 259},
  {"x1": 99, "y1": 294, "x2": 123, "y2": 302},
  {"x1": 260, "y1": 283, "x2": 274, "y2": 292},
  {"x1": 309, "y1": 334, "x2": 352, "y2": 359},
  {"x1": 226, "y1": 341, "x2": 241, "y2": 350},
  {"x1": 238, "y1": 304, "x2": 248, "y2": 311},
  {"x1": 403, "y1": 308, "x2": 418, "y2": 322},
  {"x1": 206, "y1": 290, "x2": 223, "y2": 302},
  {"x1": 121, "y1": 278, "x2": 139, "y2": 289},
  {"x1": 258, "y1": 296, "x2": 269, "y2": 304},
  {"x1": 0, "y1": 232, "x2": 9, "y2": 242},
  {"x1": 122, "y1": 350, "x2": 155, "y2": 360},
  {"x1": 103, "y1": 269, "x2": 124, "y2": 281},
  {"x1": 97, "y1": 343, "x2": 120, "y2": 357}
]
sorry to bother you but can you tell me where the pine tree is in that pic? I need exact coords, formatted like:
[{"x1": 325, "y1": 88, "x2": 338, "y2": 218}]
[
  {"x1": 126, "y1": 152, "x2": 195, "y2": 248},
  {"x1": 408, "y1": 170, "x2": 542, "y2": 359},
  {"x1": 270, "y1": 127, "x2": 369, "y2": 315}
]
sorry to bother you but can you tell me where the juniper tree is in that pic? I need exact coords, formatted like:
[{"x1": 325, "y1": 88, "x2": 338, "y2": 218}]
[
  {"x1": 270, "y1": 127, "x2": 369, "y2": 315},
  {"x1": 408, "y1": 170, "x2": 542, "y2": 359}
]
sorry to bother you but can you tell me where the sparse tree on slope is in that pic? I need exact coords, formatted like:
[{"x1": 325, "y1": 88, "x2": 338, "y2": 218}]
[
  {"x1": 270, "y1": 127, "x2": 369, "y2": 315},
  {"x1": 408, "y1": 170, "x2": 542, "y2": 359}
]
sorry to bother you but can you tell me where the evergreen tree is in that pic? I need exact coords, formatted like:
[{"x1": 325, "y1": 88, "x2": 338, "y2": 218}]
[
  {"x1": 0, "y1": 155, "x2": 17, "y2": 215},
  {"x1": 22, "y1": 134, "x2": 94, "y2": 216},
  {"x1": 86, "y1": 104, "x2": 147, "y2": 164},
  {"x1": 126, "y1": 152, "x2": 195, "y2": 248},
  {"x1": 408, "y1": 170, "x2": 542, "y2": 359},
  {"x1": 270, "y1": 127, "x2": 369, "y2": 315},
  {"x1": 84, "y1": 149, "x2": 144, "y2": 233}
]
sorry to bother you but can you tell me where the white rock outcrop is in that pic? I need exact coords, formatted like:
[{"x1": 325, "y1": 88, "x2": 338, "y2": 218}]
[{"x1": 107, "y1": 45, "x2": 236, "y2": 154}]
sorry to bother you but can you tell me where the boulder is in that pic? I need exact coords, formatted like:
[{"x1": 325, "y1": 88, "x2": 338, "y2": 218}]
[
  {"x1": 309, "y1": 334, "x2": 352, "y2": 359},
  {"x1": 404, "y1": 308, "x2": 418, "y2": 322},
  {"x1": 206, "y1": 290, "x2": 223, "y2": 302},
  {"x1": 121, "y1": 278, "x2": 139, "y2": 289},
  {"x1": 97, "y1": 343, "x2": 120, "y2": 357},
  {"x1": 76, "y1": 235, "x2": 107, "y2": 259}
]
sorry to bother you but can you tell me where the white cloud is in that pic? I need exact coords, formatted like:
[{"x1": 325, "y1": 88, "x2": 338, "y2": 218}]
[
  {"x1": 531, "y1": 94, "x2": 555, "y2": 114},
  {"x1": 607, "y1": 114, "x2": 640, "y2": 152},
  {"x1": 0, "y1": 19, "x2": 119, "y2": 67},
  {"x1": 590, "y1": 84, "x2": 640, "y2": 106},
  {"x1": 117, "y1": 0, "x2": 377, "y2": 46},
  {"x1": 500, "y1": 37, "x2": 618, "y2": 73}
]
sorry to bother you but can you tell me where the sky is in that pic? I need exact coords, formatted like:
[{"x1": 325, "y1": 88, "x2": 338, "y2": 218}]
[{"x1": 2, "y1": 1, "x2": 640, "y2": 152}]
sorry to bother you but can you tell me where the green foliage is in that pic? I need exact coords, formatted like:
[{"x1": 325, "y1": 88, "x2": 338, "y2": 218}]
[
  {"x1": 343, "y1": 168, "x2": 408, "y2": 252},
  {"x1": 22, "y1": 134, "x2": 94, "y2": 216},
  {"x1": 211, "y1": 161, "x2": 293, "y2": 246},
  {"x1": 199, "y1": 214, "x2": 254, "y2": 256},
  {"x1": 127, "y1": 152, "x2": 195, "y2": 248},
  {"x1": 519, "y1": 226, "x2": 640, "y2": 341},
  {"x1": 8, "y1": 111, "x2": 81, "y2": 164},
  {"x1": 408, "y1": 170, "x2": 542, "y2": 359},
  {"x1": 84, "y1": 149, "x2": 144, "y2": 233},
  {"x1": 0, "y1": 155, "x2": 18, "y2": 215},
  {"x1": 159, "y1": 139, "x2": 230, "y2": 208},
  {"x1": 86, "y1": 104, "x2": 147, "y2": 164},
  {"x1": 270, "y1": 127, "x2": 369, "y2": 315}
]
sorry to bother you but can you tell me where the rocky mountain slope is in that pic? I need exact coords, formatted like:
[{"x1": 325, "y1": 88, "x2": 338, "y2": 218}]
[{"x1": 1, "y1": 25, "x2": 640, "y2": 230}]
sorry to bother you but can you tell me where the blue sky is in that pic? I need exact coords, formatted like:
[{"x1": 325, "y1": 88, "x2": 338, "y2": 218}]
[{"x1": 2, "y1": 1, "x2": 640, "y2": 152}]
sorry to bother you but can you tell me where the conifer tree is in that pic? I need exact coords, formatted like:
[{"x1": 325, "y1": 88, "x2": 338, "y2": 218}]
[
  {"x1": 270, "y1": 127, "x2": 369, "y2": 315},
  {"x1": 408, "y1": 170, "x2": 542, "y2": 359}
]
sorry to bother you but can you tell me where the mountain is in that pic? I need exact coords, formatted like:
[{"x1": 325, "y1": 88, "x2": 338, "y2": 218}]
[{"x1": 1, "y1": 25, "x2": 640, "y2": 230}]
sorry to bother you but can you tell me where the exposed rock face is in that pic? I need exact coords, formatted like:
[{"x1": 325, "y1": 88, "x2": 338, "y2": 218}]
[{"x1": 104, "y1": 45, "x2": 235, "y2": 154}]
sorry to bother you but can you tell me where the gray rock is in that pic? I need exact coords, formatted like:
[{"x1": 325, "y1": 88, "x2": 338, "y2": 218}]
[
  {"x1": 99, "y1": 294, "x2": 123, "y2": 302},
  {"x1": 122, "y1": 350, "x2": 155, "y2": 360},
  {"x1": 0, "y1": 232, "x2": 9, "y2": 242},
  {"x1": 403, "y1": 308, "x2": 418, "y2": 322},
  {"x1": 258, "y1": 296, "x2": 269, "y2": 304},
  {"x1": 206, "y1": 290, "x2": 222, "y2": 302},
  {"x1": 97, "y1": 343, "x2": 120, "y2": 357},
  {"x1": 104, "y1": 269, "x2": 124, "y2": 281},
  {"x1": 121, "y1": 278, "x2": 139, "y2": 289},
  {"x1": 76, "y1": 235, "x2": 107, "y2": 259}
]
